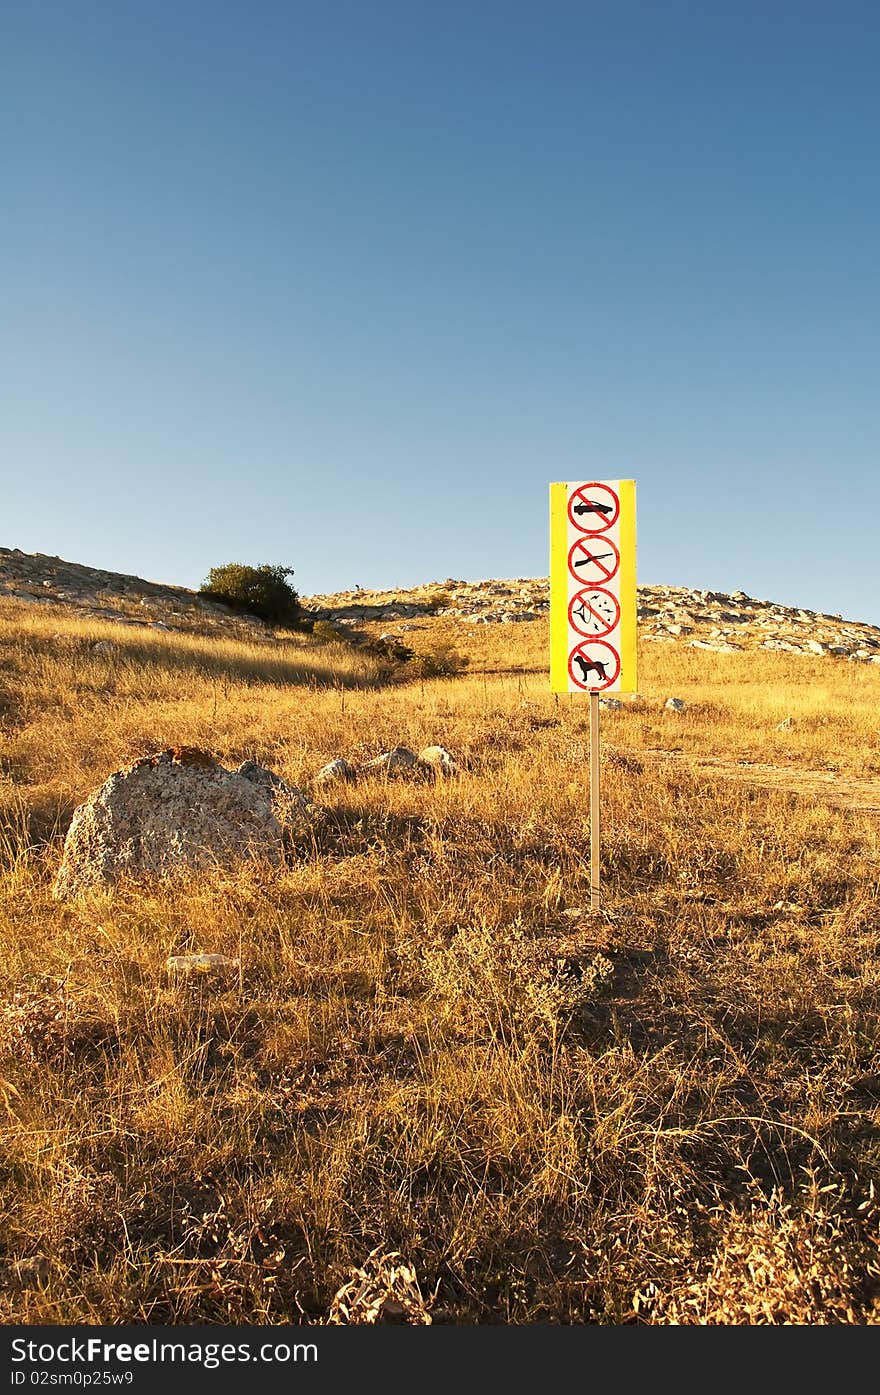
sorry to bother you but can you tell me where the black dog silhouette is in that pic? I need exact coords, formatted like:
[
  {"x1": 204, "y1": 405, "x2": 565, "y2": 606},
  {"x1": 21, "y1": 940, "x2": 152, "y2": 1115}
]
[{"x1": 574, "y1": 654, "x2": 608, "y2": 684}]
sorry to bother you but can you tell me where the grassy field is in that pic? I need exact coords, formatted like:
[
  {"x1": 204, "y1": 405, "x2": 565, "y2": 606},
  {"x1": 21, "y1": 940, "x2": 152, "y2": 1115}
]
[{"x1": 2, "y1": 596, "x2": 880, "y2": 1323}]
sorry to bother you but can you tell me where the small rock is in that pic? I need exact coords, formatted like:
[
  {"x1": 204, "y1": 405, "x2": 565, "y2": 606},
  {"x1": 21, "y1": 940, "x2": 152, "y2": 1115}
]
[
  {"x1": 91, "y1": 640, "x2": 114, "y2": 654},
  {"x1": 598, "y1": 698, "x2": 624, "y2": 711},
  {"x1": 664, "y1": 697, "x2": 686, "y2": 713},
  {"x1": 360, "y1": 746, "x2": 419, "y2": 776},
  {"x1": 776, "y1": 717, "x2": 794, "y2": 730},
  {"x1": 235, "y1": 760, "x2": 308, "y2": 811},
  {"x1": 167, "y1": 954, "x2": 239, "y2": 973},
  {"x1": 314, "y1": 758, "x2": 358, "y2": 785},
  {"x1": 417, "y1": 745, "x2": 457, "y2": 775}
]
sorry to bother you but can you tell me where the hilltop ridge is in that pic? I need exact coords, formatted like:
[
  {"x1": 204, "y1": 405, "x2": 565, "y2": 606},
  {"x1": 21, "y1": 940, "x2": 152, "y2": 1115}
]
[{"x1": 2, "y1": 546, "x2": 879, "y2": 665}]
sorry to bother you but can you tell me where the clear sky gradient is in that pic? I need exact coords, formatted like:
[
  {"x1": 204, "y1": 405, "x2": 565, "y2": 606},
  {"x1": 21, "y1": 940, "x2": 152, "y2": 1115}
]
[{"x1": 3, "y1": 2, "x2": 879, "y2": 621}]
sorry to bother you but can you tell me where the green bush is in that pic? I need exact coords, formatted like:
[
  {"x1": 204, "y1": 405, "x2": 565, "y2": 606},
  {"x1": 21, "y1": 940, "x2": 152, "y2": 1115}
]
[{"x1": 200, "y1": 563, "x2": 300, "y2": 626}]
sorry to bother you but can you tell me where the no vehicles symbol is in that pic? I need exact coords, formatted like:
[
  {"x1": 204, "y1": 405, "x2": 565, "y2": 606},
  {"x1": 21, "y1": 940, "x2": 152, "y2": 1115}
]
[
  {"x1": 568, "y1": 482, "x2": 620, "y2": 535},
  {"x1": 568, "y1": 585, "x2": 620, "y2": 639},
  {"x1": 568, "y1": 639, "x2": 621, "y2": 691},
  {"x1": 567, "y1": 534, "x2": 620, "y2": 585}
]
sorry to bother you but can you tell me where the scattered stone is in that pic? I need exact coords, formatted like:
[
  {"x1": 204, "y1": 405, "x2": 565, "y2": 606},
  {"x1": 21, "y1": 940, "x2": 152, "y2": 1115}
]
[
  {"x1": 417, "y1": 745, "x2": 457, "y2": 775},
  {"x1": 314, "y1": 758, "x2": 358, "y2": 785},
  {"x1": 598, "y1": 698, "x2": 624, "y2": 711},
  {"x1": 235, "y1": 760, "x2": 308, "y2": 812},
  {"x1": 91, "y1": 640, "x2": 114, "y2": 654},
  {"x1": 664, "y1": 697, "x2": 687, "y2": 713},
  {"x1": 359, "y1": 746, "x2": 419, "y2": 776},
  {"x1": 53, "y1": 748, "x2": 297, "y2": 899},
  {"x1": 167, "y1": 954, "x2": 239, "y2": 973}
]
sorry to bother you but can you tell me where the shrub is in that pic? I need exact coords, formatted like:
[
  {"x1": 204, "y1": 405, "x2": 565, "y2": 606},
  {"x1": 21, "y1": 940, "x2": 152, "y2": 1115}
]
[
  {"x1": 406, "y1": 643, "x2": 470, "y2": 678},
  {"x1": 367, "y1": 635, "x2": 415, "y2": 662},
  {"x1": 311, "y1": 619, "x2": 355, "y2": 646},
  {"x1": 421, "y1": 590, "x2": 453, "y2": 613},
  {"x1": 200, "y1": 563, "x2": 300, "y2": 626}
]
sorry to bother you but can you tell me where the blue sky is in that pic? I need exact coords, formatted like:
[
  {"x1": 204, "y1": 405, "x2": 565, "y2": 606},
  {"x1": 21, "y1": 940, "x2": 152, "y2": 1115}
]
[{"x1": 3, "y1": 1, "x2": 879, "y2": 621}]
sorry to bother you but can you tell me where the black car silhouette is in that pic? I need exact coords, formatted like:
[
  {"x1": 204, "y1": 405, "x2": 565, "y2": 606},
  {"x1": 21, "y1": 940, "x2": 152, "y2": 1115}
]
[{"x1": 573, "y1": 499, "x2": 613, "y2": 517}]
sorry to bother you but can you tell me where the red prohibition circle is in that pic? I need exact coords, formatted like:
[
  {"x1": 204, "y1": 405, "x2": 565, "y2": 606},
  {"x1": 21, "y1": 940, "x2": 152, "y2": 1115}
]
[
  {"x1": 568, "y1": 585, "x2": 621, "y2": 640},
  {"x1": 567, "y1": 639, "x2": 621, "y2": 692},
  {"x1": 567, "y1": 482, "x2": 620, "y2": 534},
  {"x1": 567, "y1": 533, "x2": 620, "y2": 585}
]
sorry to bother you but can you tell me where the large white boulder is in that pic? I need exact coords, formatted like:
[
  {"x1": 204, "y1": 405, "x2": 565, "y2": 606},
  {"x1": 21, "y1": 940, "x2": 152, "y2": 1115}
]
[{"x1": 53, "y1": 748, "x2": 304, "y2": 899}]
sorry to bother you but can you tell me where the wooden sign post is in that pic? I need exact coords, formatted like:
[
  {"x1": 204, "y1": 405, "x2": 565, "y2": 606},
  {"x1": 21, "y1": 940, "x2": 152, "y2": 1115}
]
[
  {"x1": 590, "y1": 690, "x2": 601, "y2": 910},
  {"x1": 549, "y1": 479, "x2": 637, "y2": 911}
]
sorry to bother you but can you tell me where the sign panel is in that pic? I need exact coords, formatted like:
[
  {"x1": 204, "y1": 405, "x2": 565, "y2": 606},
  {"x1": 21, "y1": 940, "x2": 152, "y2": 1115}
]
[{"x1": 550, "y1": 479, "x2": 636, "y2": 693}]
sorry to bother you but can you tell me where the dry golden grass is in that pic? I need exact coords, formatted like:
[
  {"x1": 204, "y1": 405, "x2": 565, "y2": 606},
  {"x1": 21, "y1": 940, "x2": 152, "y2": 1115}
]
[{"x1": 2, "y1": 595, "x2": 880, "y2": 1324}]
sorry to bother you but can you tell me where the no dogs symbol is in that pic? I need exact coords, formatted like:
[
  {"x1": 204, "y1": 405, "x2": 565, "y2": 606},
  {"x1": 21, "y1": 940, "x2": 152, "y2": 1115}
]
[{"x1": 568, "y1": 639, "x2": 621, "y2": 691}]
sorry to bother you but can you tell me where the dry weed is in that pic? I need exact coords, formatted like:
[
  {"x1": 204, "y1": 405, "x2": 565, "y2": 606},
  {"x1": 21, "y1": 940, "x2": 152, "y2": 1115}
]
[{"x1": 2, "y1": 596, "x2": 880, "y2": 1322}]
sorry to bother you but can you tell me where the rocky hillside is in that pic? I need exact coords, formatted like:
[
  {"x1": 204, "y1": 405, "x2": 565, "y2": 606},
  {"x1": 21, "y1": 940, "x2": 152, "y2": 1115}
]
[
  {"x1": 306, "y1": 576, "x2": 880, "y2": 665},
  {"x1": 0, "y1": 548, "x2": 275, "y2": 642},
  {"x1": 3, "y1": 547, "x2": 880, "y2": 665}
]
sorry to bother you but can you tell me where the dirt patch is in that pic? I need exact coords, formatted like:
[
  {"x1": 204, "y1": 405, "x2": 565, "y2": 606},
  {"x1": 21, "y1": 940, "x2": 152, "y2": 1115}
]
[{"x1": 643, "y1": 749, "x2": 880, "y2": 814}]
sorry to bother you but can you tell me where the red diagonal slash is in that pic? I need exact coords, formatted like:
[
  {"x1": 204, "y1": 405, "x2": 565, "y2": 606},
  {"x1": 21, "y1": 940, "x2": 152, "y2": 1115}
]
[
  {"x1": 568, "y1": 482, "x2": 620, "y2": 533},
  {"x1": 568, "y1": 585, "x2": 620, "y2": 639},
  {"x1": 567, "y1": 639, "x2": 621, "y2": 691},
  {"x1": 568, "y1": 535, "x2": 619, "y2": 584}
]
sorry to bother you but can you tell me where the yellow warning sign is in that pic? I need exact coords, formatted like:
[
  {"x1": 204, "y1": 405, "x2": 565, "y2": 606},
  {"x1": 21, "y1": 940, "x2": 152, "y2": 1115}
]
[{"x1": 550, "y1": 479, "x2": 637, "y2": 694}]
